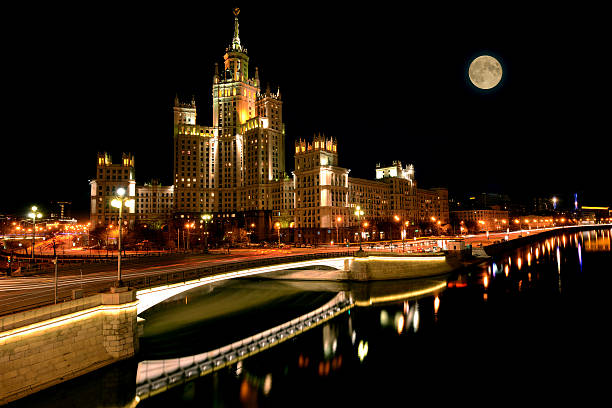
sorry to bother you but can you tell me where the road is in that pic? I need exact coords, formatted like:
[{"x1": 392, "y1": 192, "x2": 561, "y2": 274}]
[
  {"x1": 0, "y1": 226, "x2": 579, "y2": 316},
  {"x1": 0, "y1": 247, "x2": 354, "y2": 316}
]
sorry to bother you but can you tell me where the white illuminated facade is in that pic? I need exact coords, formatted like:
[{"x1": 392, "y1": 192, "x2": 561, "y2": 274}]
[
  {"x1": 89, "y1": 152, "x2": 137, "y2": 228},
  {"x1": 293, "y1": 135, "x2": 348, "y2": 230}
]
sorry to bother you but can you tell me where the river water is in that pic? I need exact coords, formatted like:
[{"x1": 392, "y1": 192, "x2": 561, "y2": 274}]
[{"x1": 10, "y1": 228, "x2": 612, "y2": 407}]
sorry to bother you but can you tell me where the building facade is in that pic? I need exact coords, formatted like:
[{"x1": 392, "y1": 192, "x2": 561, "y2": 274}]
[
  {"x1": 451, "y1": 209, "x2": 509, "y2": 232},
  {"x1": 89, "y1": 153, "x2": 136, "y2": 228},
  {"x1": 89, "y1": 10, "x2": 450, "y2": 243},
  {"x1": 171, "y1": 9, "x2": 287, "y2": 239},
  {"x1": 135, "y1": 181, "x2": 174, "y2": 227}
]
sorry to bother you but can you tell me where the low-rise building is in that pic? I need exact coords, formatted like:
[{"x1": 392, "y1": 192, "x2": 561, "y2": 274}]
[{"x1": 451, "y1": 209, "x2": 509, "y2": 232}]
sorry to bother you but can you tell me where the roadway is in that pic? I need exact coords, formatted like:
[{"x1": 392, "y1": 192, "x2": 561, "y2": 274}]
[
  {"x1": 0, "y1": 226, "x2": 576, "y2": 316},
  {"x1": 0, "y1": 247, "x2": 353, "y2": 316}
]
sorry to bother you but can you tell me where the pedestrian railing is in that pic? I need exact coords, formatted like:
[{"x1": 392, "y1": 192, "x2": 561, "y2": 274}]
[
  {"x1": 135, "y1": 292, "x2": 353, "y2": 400},
  {"x1": 0, "y1": 251, "x2": 355, "y2": 316},
  {"x1": 122, "y1": 251, "x2": 356, "y2": 291}
]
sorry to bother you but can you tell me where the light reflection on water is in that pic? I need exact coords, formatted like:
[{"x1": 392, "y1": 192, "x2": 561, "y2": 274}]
[{"x1": 10, "y1": 228, "x2": 612, "y2": 408}]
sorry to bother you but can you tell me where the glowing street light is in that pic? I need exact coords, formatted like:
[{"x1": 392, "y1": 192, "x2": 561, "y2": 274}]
[
  {"x1": 355, "y1": 206, "x2": 364, "y2": 249},
  {"x1": 201, "y1": 214, "x2": 212, "y2": 250},
  {"x1": 336, "y1": 216, "x2": 342, "y2": 245},
  {"x1": 110, "y1": 187, "x2": 134, "y2": 287},
  {"x1": 28, "y1": 206, "x2": 43, "y2": 261},
  {"x1": 184, "y1": 222, "x2": 195, "y2": 250},
  {"x1": 274, "y1": 222, "x2": 281, "y2": 247},
  {"x1": 393, "y1": 215, "x2": 401, "y2": 252}
]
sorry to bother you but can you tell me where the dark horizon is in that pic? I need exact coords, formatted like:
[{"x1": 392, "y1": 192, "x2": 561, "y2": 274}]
[{"x1": 3, "y1": 4, "x2": 610, "y2": 220}]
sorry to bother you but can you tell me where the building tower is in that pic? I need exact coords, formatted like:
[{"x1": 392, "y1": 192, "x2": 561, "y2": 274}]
[
  {"x1": 90, "y1": 152, "x2": 136, "y2": 228},
  {"x1": 293, "y1": 134, "x2": 349, "y2": 242},
  {"x1": 173, "y1": 8, "x2": 287, "y2": 235}
]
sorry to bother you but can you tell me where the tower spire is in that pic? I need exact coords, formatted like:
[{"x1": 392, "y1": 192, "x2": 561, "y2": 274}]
[{"x1": 230, "y1": 8, "x2": 242, "y2": 52}]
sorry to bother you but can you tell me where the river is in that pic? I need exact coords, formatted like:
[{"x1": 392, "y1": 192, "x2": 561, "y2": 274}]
[{"x1": 9, "y1": 228, "x2": 611, "y2": 407}]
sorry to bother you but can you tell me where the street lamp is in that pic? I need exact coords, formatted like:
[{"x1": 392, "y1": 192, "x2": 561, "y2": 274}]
[
  {"x1": 274, "y1": 222, "x2": 281, "y2": 247},
  {"x1": 184, "y1": 222, "x2": 195, "y2": 250},
  {"x1": 393, "y1": 215, "x2": 400, "y2": 252},
  {"x1": 336, "y1": 216, "x2": 342, "y2": 245},
  {"x1": 110, "y1": 187, "x2": 134, "y2": 287},
  {"x1": 201, "y1": 214, "x2": 212, "y2": 250},
  {"x1": 355, "y1": 206, "x2": 364, "y2": 249},
  {"x1": 28, "y1": 206, "x2": 43, "y2": 261}
]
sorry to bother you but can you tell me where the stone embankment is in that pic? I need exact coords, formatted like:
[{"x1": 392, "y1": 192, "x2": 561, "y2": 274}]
[
  {"x1": 0, "y1": 289, "x2": 138, "y2": 405},
  {"x1": 262, "y1": 252, "x2": 465, "y2": 281}
]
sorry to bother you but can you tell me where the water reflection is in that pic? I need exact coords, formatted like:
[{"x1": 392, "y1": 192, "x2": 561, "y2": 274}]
[{"x1": 13, "y1": 228, "x2": 612, "y2": 407}]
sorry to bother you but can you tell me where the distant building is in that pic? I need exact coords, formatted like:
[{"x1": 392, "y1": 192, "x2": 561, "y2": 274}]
[
  {"x1": 89, "y1": 153, "x2": 137, "y2": 228},
  {"x1": 451, "y1": 209, "x2": 509, "y2": 232},
  {"x1": 135, "y1": 181, "x2": 174, "y2": 227},
  {"x1": 580, "y1": 206, "x2": 610, "y2": 223},
  {"x1": 49, "y1": 201, "x2": 72, "y2": 221}
]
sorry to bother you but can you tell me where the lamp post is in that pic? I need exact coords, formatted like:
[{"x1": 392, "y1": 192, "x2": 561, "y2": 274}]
[
  {"x1": 274, "y1": 222, "x2": 281, "y2": 247},
  {"x1": 336, "y1": 216, "x2": 342, "y2": 245},
  {"x1": 185, "y1": 222, "x2": 195, "y2": 250},
  {"x1": 202, "y1": 214, "x2": 212, "y2": 250},
  {"x1": 355, "y1": 206, "x2": 364, "y2": 250},
  {"x1": 110, "y1": 187, "x2": 134, "y2": 287},
  {"x1": 28, "y1": 206, "x2": 43, "y2": 261}
]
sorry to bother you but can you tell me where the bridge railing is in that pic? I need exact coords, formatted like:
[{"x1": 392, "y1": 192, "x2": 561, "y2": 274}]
[
  {"x1": 0, "y1": 251, "x2": 355, "y2": 317},
  {"x1": 135, "y1": 292, "x2": 352, "y2": 393},
  {"x1": 123, "y1": 251, "x2": 355, "y2": 291}
]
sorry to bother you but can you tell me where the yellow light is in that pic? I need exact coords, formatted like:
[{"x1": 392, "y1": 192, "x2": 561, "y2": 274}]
[
  {"x1": 111, "y1": 199, "x2": 122, "y2": 209},
  {"x1": 434, "y1": 296, "x2": 440, "y2": 314},
  {"x1": 0, "y1": 301, "x2": 139, "y2": 342},
  {"x1": 358, "y1": 341, "x2": 369, "y2": 362}
]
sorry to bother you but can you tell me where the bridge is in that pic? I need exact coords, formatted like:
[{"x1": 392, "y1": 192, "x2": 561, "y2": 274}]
[
  {"x1": 134, "y1": 255, "x2": 350, "y2": 314},
  {"x1": 133, "y1": 276, "x2": 449, "y2": 402},
  {"x1": 0, "y1": 250, "x2": 356, "y2": 316}
]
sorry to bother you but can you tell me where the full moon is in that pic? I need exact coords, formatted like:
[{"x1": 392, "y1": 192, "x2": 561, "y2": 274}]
[{"x1": 468, "y1": 55, "x2": 502, "y2": 90}]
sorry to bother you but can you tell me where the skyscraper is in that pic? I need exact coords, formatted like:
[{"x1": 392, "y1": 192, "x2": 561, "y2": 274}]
[{"x1": 173, "y1": 8, "x2": 287, "y2": 235}]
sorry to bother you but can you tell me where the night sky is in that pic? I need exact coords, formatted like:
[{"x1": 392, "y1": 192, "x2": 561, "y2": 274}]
[{"x1": 3, "y1": 3, "x2": 610, "y2": 219}]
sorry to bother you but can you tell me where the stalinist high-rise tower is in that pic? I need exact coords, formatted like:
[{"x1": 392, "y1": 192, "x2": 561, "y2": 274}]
[{"x1": 173, "y1": 8, "x2": 291, "y2": 232}]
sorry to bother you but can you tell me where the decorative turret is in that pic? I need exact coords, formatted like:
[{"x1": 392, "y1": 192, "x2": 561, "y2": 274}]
[
  {"x1": 229, "y1": 7, "x2": 243, "y2": 52},
  {"x1": 121, "y1": 152, "x2": 135, "y2": 168},
  {"x1": 295, "y1": 134, "x2": 338, "y2": 156},
  {"x1": 97, "y1": 152, "x2": 111, "y2": 166},
  {"x1": 173, "y1": 95, "x2": 197, "y2": 126},
  {"x1": 223, "y1": 8, "x2": 249, "y2": 83},
  {"x1": 213, "y1": 62, "x2": 220, "y2": 83}
]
